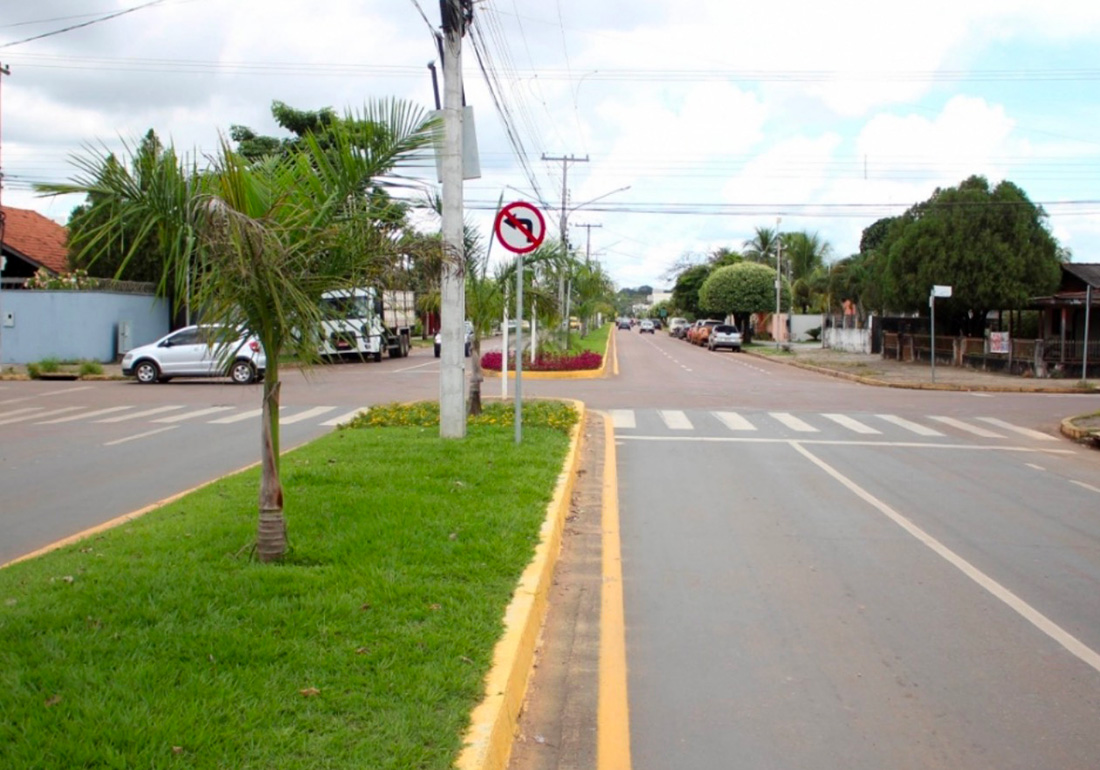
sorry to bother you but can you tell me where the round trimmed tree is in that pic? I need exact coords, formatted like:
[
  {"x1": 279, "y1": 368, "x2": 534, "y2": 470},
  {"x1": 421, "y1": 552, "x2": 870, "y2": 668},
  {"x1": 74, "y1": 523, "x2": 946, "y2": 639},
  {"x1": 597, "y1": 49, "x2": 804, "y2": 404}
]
[{"x1": 699, "y1": 262, "x2": 789, "y2": 335}]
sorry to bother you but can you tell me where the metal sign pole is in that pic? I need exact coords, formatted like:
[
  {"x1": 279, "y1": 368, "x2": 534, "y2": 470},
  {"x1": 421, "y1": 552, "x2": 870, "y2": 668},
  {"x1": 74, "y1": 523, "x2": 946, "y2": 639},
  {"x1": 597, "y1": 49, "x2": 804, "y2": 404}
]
[
  {"x1": 514, "y1": 254, "x2": 523, "y2": 444},
  {"x1": 1083, "y1": 284, "x2": 1093, "y2": 382},
  {"x1": 930, "y1": 292, "x2": 936, "y2": 384}
]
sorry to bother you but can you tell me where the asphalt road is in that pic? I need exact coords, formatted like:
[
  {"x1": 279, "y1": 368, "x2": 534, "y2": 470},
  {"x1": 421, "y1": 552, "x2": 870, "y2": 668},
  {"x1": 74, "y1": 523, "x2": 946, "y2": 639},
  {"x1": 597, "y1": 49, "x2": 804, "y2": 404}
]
[{"x1": 611, "y1": 329, "x2": 1100, "y2": 769}]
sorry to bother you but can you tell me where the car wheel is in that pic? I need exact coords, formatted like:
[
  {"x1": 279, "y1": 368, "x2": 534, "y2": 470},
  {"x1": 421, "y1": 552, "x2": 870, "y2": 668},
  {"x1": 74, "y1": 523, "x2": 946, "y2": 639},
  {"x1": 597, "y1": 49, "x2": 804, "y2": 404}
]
[
  {"x1": 134, "y1": 360, "x2": 160, "y2": 384},
  {"x1": 373, "y1": 350, "x2": 383, "y2": 362},
  {"x1": 465, "y1": 342, "x2": 471, "y2": 357},
  {"x1": 230, "y1": 360, "x2": 256, "y2": 384},
  {"x1": 434, "y1": 343, "x2": 441, "y2": 358}
]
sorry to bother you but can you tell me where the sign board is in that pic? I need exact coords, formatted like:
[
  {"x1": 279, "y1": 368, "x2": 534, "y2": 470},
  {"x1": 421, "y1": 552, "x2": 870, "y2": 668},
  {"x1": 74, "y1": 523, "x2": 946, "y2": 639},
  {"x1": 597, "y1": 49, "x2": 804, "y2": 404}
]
[
  {"x1": 931, "y1": 285, "x2": 953, "y2": 298},
  {"x1": 494, "y1": 202, "x2": 546, "y2": 255},
  {"x1": 989, "y1": 331, "x2": 1010, "y2": 355}
]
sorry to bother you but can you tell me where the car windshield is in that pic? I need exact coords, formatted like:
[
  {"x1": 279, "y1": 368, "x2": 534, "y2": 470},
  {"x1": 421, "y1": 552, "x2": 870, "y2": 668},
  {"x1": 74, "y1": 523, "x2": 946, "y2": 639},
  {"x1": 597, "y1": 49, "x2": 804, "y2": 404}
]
[
  {"x1": 320, "y1": 295, "x2": 371, "y2": 320},
  {"x1": 714, "y1": 325, "x2": 738, "y2": 333}
]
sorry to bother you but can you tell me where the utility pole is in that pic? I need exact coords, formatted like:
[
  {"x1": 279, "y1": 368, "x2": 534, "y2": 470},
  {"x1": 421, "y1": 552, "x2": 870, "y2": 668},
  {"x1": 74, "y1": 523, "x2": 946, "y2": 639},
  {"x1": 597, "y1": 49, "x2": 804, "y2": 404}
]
[
  {"x1": 438, "y1": 1, "x2": 470, "y2": 438},
  {"x1": 0, "y1": 63, "x2": 11, "y2": 367},
  {"x1": 774, "y1": 217, "x2": 782, "y2": 350},
  {"x1": 574, "y1": 222, "x2": 602, "y2": 262},
  {"x1": 542, "y1": 153, "x2": 587, "y2": 329}
]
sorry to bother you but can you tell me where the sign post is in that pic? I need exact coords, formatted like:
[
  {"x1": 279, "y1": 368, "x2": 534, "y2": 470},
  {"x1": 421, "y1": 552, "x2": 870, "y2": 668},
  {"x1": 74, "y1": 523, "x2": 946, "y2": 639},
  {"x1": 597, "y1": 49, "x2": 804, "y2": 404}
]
[
  {"x1": 930, "y1": 285, "x2": 952, "y2": 383},
  {"x1": 494, "y1": 202, "x2": 545, "y2": 444}
]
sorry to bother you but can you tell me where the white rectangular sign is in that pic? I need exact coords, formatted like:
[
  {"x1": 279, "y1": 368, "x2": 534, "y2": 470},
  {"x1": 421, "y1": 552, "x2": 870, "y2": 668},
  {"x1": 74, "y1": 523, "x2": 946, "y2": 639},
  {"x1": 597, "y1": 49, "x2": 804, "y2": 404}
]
[{"x1": 932, "y1": 285, "x2": 953, "y2": 298}]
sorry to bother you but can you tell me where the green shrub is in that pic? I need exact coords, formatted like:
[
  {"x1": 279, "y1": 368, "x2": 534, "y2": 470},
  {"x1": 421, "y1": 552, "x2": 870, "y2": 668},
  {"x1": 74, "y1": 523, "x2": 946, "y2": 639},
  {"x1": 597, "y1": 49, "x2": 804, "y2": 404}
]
[
  {"x1": 806, "y1": 326, "x2": 822, "y2": 341},
  {"x1": 79, "y1": 360, "x2": 104, "y2": 376},
  {"x1": 38, "y1": 357, "x2": 61, "y2": 373},
  {"x1": 26, "y1": 363, "x2": 41, "y2": 379}
]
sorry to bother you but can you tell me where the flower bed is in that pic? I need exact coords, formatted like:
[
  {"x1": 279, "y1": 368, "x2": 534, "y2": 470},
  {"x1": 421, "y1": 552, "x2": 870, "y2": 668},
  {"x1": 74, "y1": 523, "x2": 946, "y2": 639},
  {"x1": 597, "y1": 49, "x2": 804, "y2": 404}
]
[{"x1": 481, "y1": 350, "x2": 602, "y2": 372}]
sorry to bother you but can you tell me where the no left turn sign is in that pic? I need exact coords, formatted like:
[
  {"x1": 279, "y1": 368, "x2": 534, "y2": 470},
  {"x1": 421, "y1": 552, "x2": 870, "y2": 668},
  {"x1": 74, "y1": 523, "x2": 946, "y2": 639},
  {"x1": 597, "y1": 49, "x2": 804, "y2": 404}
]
[{"x1": 494, "y1": 201, "x2": 546, "y2": 254}]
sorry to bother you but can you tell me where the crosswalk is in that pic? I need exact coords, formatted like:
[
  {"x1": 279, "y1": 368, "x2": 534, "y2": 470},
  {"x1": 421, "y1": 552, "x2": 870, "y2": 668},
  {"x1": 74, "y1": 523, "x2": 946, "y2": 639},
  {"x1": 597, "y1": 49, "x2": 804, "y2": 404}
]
[
  {"x1": 0, "y1": 404, "x2": 370, "y2": 429},
  {"x1": 608, "y1": 409, "x2": 1059, "y2": 443}
]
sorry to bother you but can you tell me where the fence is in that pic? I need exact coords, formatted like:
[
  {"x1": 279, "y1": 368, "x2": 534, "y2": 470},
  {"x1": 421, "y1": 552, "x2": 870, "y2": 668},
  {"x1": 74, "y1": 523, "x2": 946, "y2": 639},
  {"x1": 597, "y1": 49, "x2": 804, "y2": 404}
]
[{"x1": 881, "y1": 332, "x2": 1099, "y2": 378}]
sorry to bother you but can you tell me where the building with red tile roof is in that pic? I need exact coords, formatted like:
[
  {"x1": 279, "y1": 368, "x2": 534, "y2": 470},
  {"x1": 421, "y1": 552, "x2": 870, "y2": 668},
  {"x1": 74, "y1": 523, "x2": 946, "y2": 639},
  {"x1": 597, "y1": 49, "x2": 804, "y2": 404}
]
[{"x1": 1, "y1": 205, "x2": 69, "y2": 287}]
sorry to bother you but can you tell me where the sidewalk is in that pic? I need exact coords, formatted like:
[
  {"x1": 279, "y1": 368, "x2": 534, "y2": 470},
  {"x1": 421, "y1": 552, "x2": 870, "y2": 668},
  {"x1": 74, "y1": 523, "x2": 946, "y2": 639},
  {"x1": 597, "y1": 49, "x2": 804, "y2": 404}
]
[{"x1": 750, "y1": 342, "x2": 1098, "y2": 394}]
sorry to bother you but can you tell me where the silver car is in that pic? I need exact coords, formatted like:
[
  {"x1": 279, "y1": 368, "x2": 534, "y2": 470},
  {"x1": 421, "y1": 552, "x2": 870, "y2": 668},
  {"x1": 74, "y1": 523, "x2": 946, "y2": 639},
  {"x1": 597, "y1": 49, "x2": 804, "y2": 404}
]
[
  {"x1": 707, "y1": 324, "x2": 743, "y2": 352},
  {"x1": 121, "y1": 325, "x2": 266, "y2": 384}
]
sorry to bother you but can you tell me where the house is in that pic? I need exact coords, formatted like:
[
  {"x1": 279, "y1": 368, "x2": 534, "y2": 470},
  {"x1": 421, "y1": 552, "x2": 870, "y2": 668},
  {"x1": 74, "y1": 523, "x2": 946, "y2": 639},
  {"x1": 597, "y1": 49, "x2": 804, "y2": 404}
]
[
  {"x1": 0, "y1": 205, "x2": 69, "y2": 288},
  {"x1": 1031, "y1": 262, "x2": 1100, "y2": 370}
]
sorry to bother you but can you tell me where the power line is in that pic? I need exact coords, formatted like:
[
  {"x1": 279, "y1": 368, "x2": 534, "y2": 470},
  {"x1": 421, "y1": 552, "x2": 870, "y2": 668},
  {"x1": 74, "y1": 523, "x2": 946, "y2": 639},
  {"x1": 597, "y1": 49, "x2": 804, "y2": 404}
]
[{"x1": 0, "y1": 0, "x2": 171, "y2": 50}]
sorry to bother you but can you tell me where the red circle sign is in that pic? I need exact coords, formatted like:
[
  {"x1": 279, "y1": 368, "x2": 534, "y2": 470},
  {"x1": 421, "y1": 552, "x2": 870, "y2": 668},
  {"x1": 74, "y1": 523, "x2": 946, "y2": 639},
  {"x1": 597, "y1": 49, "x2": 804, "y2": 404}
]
[{"x1": 494, "y1": 201, "x2": 546, "y2": 254}]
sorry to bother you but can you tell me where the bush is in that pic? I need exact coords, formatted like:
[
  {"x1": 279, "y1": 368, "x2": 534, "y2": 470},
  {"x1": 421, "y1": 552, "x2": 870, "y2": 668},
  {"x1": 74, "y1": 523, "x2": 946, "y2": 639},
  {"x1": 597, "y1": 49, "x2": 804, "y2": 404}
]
[
  {"x1": 480, "y1": 350, "x2": 602, "y2": 372},
  {"x1": 37, "y1": 357, "x2": 61, "y2": 373},
  {"x1": 806, "y1": 326, "x2": 821, "y2": 341},
  {"x1": 79, "y1": 360, "x2": 104, "y2": 376},
  {"x1": 26, "y1": 363, "x2": 41, "y2": 379}
]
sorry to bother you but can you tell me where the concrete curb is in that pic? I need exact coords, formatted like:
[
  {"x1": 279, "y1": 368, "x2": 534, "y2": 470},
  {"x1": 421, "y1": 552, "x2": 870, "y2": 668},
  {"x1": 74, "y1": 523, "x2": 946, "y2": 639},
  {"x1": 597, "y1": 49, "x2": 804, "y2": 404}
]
[
  {"x1": 745, "y1": 350, "x2": 1097, "y2": 394},
  {"x1": 455, "y1": 400, "x2": 587, "y2": 770},
  {"x1": 1060, "y1": 414, "x2": 1100, "y2": 445}
]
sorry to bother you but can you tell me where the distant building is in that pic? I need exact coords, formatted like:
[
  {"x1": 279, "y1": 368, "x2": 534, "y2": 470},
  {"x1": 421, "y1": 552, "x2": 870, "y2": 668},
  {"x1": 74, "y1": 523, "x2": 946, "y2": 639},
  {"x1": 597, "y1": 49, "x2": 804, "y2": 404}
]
[{"x1": 1, "y1": 206, "x2": 69, "y2": 288}]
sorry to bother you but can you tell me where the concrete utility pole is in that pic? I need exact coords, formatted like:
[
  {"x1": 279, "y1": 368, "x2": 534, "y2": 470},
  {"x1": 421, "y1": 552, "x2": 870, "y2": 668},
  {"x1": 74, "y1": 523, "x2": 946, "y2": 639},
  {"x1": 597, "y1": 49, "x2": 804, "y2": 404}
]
[
  {"x1": 438, "y1": 0, "x2": 470, "y2": 438},
  {"x1": 774, "y1": 217, "x2": 782, "y2": 349},
  {"x1": 542, "y1": 153, "x2": 588, "y2": 326},
  {"x1": 0, "y1": 63, "x2": 11, "y2": 367}
]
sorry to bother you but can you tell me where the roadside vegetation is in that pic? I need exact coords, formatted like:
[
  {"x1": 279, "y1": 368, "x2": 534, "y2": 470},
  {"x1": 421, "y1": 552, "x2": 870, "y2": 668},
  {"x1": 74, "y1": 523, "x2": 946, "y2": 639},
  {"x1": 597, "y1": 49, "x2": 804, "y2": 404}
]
[{"x1": 0, "y1": 401, "x2": 578, "y2": 770}]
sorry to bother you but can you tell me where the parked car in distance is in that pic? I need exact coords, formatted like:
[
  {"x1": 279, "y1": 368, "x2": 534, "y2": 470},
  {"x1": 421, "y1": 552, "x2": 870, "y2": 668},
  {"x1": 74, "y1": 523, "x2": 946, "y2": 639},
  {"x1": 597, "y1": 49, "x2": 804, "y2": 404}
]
[
  {"x1": 652, "y1": 318, "x2": 663, "y2": 330},
  {"x1": 639, "y1": 319, "x2": 655, "y2": 334},
  {"x1": 708, "y1": 324, "x2": 743, "y2": 352},
  {"x1": 694, "y1": 320, "x2": 722, "y2": 346},
  {"x1": 435, "y1": 321, "x2": 473, "y2": 358},
  {"x1": 669, "y1": 317, "x2": 690, "y2": 338},
  {"x1": 617, "y1": 318, "x2": 631, "y2": 330},
  {"x1": 121, "y1": 325, "x2": 265, "y2": 384}
]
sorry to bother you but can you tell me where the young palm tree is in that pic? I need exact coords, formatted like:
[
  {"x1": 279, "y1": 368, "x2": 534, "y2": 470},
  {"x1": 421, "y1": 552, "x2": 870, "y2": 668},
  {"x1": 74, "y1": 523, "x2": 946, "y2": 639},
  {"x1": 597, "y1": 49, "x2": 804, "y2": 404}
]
[
  {"x1": 39, "y1": 100, "x2": 437, "y2": 561},
  {"x1": 742, "y1": 226, "x2": 780, "y2": 268}
]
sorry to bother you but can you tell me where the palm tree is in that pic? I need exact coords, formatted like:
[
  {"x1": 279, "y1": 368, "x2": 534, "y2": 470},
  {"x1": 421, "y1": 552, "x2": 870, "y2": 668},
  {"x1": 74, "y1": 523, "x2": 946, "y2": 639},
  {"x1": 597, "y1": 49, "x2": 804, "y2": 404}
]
[
  {"x1": 39, "y1": 100, "x2": 437, "y2": 561},
  {"x1": 742, "y1": 226, "x2": 780, "y2": 268},
  {"x1": 782, "y1": 231, "x2": 832, "y2": 283}
]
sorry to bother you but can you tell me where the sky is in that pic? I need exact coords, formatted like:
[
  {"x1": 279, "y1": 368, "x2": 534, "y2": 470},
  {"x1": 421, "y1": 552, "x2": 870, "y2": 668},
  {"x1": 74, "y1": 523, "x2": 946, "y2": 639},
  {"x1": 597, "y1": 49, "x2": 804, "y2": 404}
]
[{"x1": 3, "y1": 0, "x2": 1100, "y2": 292}]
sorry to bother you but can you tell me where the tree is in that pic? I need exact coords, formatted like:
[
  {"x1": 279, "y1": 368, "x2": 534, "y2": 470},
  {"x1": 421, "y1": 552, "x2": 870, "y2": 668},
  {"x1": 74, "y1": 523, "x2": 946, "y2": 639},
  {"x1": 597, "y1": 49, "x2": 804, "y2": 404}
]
[
  {"x1": 878, "y1": 175, "x2": 1062, "y2": 333},
  {"x1": 742, "y1": 226, "x2": 780, "y2": 268},
  {"x1": 671, "y1": 263, "x2": 711, "y2": 318},
  {"x1": 781, "y1": 231, "x2": 831, "y2": 283},
  {"x1": 40, "y1": 100, "x2": 437, "y2": 562},
  {"x1": 698, "y1": 262, "x2": 789, "y2": 329}
]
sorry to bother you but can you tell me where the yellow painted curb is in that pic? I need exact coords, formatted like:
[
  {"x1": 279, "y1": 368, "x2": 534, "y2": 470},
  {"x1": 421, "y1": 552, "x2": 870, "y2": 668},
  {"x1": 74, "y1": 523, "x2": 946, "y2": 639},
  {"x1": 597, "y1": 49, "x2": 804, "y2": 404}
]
[
  {"x1": 455, "y1": 399, "x2": 588, "y2": 770},
  {"x1": 482, "y1": 328, "x2": 613, "y2": 380},
  {"x1": 596, "y1": 410, "x2": 632, "y2": 770},
  {"x1": 1060, "y1": 415, "x2": 1100, "y2": 444}
]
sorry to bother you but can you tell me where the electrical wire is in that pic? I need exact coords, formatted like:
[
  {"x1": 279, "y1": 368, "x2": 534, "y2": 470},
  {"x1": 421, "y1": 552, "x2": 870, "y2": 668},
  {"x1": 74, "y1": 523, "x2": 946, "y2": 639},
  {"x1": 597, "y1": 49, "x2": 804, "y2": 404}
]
[{"x1": 0, "y1": 0, "x2": 171, "y2": 50}]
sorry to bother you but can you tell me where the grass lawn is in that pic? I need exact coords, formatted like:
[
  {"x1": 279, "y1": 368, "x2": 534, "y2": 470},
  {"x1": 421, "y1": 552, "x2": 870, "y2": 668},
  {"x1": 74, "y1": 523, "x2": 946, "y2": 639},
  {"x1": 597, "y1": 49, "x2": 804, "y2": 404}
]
[
  {"x1": 566, "y1": 323, "x2": 609, "y2": 356},
  {"x1": 0, "y1": 402, "x2": 577, "y2": 769}
]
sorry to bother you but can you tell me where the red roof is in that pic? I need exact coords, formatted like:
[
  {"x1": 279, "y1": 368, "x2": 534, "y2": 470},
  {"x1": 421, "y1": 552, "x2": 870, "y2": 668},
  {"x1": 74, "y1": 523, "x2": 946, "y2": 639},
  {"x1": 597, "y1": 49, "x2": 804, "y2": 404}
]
[{"x1": 2, "y1": 205, "x2": 69, "y2": 274}]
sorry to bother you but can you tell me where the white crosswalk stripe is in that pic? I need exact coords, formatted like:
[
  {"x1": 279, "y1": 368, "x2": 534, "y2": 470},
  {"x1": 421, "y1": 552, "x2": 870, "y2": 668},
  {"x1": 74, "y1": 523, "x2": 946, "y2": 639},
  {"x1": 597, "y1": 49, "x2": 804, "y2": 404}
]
[
  {"x1": 280, "y1": 406, "x2": 338, "y2": 425},
  {"x1": 321, "y1": 408, "x2": 370, "y2": 427},
  {"x1": 0, "y1": 406, "x2": 81, "y2": 426},
  {"x1": 714, "y1": 411, "x2": 756, "y2": 431},
  {"x1": 875, "y1": 414, "x2": 944, "y2": 436},
  {"x1": 152, "y1": 406, "x2": 236, "y2": 423},
  {"x1": 37, "y1": 406, "x2": 133, "y2": 424},
  {"x1": 610, "y1": 409, "x2": 636, "y2": 429},
  {"x1": 208, "y1": 408, "x2": 266, "y2": 424},
  {"x1": 659, "y1": 410, "x2": 693, "y2": 430},
  {"x1": 769, "y1": 412, "x2": 819, "y2": 433},
  {"x1": 96, "y1": 405, "x2": 185, "y2": 422},
  {"x1": 0, "y1": 407, "x2": 45, "y2": 421},
  {"x1": 975, "y1": 417, "x2": 1058, "y2": 441},
  {"x1": 821, "y1": 413, "x2": 880, "y2": 434},
  {"x1": 927, "y1": 416, "x2": 1004, "y2": 438}
]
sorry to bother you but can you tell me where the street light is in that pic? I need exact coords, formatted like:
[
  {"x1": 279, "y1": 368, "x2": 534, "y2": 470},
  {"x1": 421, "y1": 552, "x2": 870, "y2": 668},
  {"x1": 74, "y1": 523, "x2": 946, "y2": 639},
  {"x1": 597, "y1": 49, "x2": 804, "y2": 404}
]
[{"x1": 774, "y1": 217, "x2": 782, "y2": 350}]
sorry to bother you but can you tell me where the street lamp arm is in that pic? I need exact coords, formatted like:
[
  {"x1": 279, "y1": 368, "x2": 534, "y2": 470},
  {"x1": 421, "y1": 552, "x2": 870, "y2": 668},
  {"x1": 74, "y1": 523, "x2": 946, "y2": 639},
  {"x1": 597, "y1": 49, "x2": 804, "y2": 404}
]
[{"x1": 567, "y1": 185, "x2": 631, "y2": 216}]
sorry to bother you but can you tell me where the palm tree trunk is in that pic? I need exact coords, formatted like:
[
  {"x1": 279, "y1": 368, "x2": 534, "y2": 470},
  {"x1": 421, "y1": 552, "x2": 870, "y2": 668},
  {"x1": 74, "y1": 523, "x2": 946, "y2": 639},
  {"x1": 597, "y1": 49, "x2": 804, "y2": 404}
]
[
  {"x1": 256, "y1": 361, "x2": 286, "y2": 562},
  {"x1": 468, "y1": 338, "x2": 483, "y2": 416}
]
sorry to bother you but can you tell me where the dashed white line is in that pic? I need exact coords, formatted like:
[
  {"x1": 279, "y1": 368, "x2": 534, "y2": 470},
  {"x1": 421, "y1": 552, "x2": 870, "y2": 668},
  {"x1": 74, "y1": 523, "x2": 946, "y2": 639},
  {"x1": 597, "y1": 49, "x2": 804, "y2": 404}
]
[
  {"x1": 714, "y1": 411, "x2": 756, "y2": 431},
  {"x1": 770, "y1": 412, "x2": 819, "y2": 433},
  {"x1": 321, "y1": 408, "x2": 370, "y2": 427},
  {"x1": 1070, "y1": 480, "x2": 1100, "y2": 494},
  {"x1": 103, "y1": 425, "x2": 179, "y2": 446},
  {"x1": 0, "y1": 406, "x2": 83, "y2": 426},
  {"x1": 280, "y1": 406, "x2": 338, "y2": 425},
  {"x1": 821, "y1": 413, "x2": 880, "y2": 434}
]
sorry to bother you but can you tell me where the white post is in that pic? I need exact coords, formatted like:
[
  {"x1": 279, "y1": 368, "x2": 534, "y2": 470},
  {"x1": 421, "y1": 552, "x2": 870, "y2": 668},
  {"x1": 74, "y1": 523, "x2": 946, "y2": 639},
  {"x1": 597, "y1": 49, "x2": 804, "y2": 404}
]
[
  {"x1": 774, "y1": 217, "x2": 782, "y2": 349},
  {"x1": 530, "y1": 306, "x2": 537, "y2": 364},
  {"x1": 930, "y1": 291, "x2": 937, "y2": 384},
  {"x1": 438, "y1": 0, "x2": 466, "y2": 438},
  {"x1": 514, "y1": 255, "x2": 523, "y2": 444},
  {"x1": 501, "y1": 288, "x2": 509, "y2": 399}
]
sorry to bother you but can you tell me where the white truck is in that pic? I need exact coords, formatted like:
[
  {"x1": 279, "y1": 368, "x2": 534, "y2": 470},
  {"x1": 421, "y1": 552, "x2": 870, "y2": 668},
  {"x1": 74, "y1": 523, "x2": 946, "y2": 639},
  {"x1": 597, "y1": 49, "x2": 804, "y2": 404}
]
[{"x1": 318, "y1": 287, "x2": 414, "y2": 361}]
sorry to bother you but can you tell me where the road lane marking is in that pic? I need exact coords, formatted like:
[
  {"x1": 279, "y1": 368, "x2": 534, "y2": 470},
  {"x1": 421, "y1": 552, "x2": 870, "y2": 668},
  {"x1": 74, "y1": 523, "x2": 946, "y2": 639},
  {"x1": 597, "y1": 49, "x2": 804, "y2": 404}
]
[
  {"x1": 770, "y1": 412, "x2": 819, "y2": 432},
  {"x1": 103, "y1": 425, "x2": 179, "y2": 446},
  {"x1": 609, "y1": 409, "x2": 636, "y2": 429},
  {"x1": 876, "y1": 414, "x2": 944, "y2": 436},
  {"x1": 393, "y1": 360, "x2": 438, "y2": 373},
  {"x1": 928, "y1": 415, "x2": 1005, "y2": 438},
  {"x1": 37, "y1": 406, "x2": 133, "y2": 424},
  {"x1": 616, "y1": 435, "x2": 1073, "y2": 454},
  {"x1": 321, "y1": 408, "x2": 370, "y2": 427},
  {"x1": 0, "y1": 388, "x2": 93, "y2": 405},
  {"x1": 789, "y1": 441, "x2": 1100, "y2": 676},
  {"x1": 96, "y1": 405, "x2": 186, "y2": 422},
  {"x1": 658, "y1": 410, "x2": 693, "y2": 430},
  {"x1": 0, "y1": 406, "x2": 84, "y2": 425},
  {"x1": 152, "y1": 406, "x2": 236, "y2": 423},
  {"x1": 1070, "y1": 480, "x2": 1100, "y2": 494},
  {"x1": 976, "y1": 417, "x2": 1058, "y2": 441},
  {"x1": 0, "y1": 407, "x2": 45, "y2": 419},
  {"x1": 1025, "y1": 463, "x2": 1046, "y2": 471},
  {"x1": 598, "y1": 413, "x2": 633, "y2": 770},
  {"x1": 821, "y1": 413, "x2": 880, "y2": 434},
  {"x1": 280, "y1": 406, "x2": 338, "y2": 424},
  {"x1": 714, "y1": 411, "x2": 756, "y2": 431},
  {"x1": 209, "y1": 408, "x2": 265, "y2": 424}
]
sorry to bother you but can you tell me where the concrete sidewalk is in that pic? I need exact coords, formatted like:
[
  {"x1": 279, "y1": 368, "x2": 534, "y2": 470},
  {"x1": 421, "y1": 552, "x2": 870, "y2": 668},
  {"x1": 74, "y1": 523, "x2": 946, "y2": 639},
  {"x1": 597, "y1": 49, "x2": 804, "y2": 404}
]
[{"x1": 749, "y1": 342, "x2": 1098, "y2": 394}]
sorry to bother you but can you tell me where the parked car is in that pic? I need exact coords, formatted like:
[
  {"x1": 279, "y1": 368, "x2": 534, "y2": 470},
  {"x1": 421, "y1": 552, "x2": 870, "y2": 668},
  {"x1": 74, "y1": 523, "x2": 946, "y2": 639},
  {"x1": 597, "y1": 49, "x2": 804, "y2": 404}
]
[
  {"x1": 685, "y1": 320, "x2": 709, "y2": 344},
  {"x1": 639, "y1": 319, "x2": 655, "y2": 334},
  {"x1": 694, "y1": 320, "x2": 722, "y2": 346},
  {"x1": 669, "y1": 317, "x2": 690, "y2": 338},
  {"x1": 121, "y1": 325, "x2": 265, "y2": 384},
  {"x1": 652, "y1": 319, "x2": 663, "y2": 330},
  {"x1": 435, "y1": 321, "x2": 473, "y2": 357},
  {"x1": 707, "y1": 324, "x2": 743, "y2": 352},
  {"x1": 617, "y1": 318, "x2": 631, "y2": 330}
]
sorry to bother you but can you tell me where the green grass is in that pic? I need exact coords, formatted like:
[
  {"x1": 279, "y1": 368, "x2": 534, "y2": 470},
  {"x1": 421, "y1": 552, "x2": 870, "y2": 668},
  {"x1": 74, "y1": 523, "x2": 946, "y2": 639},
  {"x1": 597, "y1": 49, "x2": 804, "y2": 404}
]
[
  {"x1": 0, "y1": 403, "x2": 577, "y2": 769},
  {"x1": 566, "y1": 323, "x2": 609, "y2": 356}
]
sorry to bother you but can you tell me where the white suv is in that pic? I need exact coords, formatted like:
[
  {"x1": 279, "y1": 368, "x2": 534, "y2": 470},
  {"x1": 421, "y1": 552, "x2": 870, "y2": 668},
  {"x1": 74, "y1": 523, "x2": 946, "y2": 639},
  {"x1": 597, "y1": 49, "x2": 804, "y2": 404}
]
[{"x1": 121, "y1": 325, "x2": 266, "y2": 384}]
